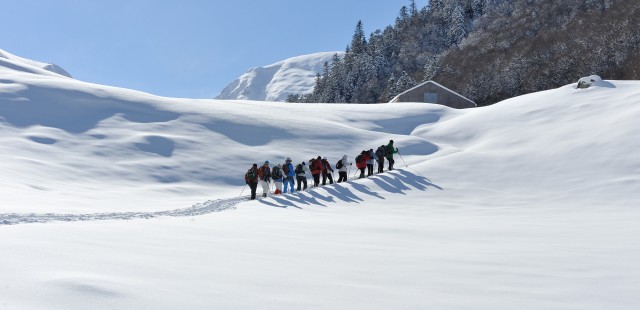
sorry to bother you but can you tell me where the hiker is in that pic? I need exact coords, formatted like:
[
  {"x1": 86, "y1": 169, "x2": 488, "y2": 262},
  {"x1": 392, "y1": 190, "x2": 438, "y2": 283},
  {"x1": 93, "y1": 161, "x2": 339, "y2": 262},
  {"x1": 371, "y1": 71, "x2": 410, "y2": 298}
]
[
  {"x1": 295, "y1": 161, "x2": 308, "y2": 191},
  {"x1": 244, "y1": 163, "x2": 259, "y2": 200},
  {"x1": 311, "y1": 156, "x2": 324, "y2": 187},
  {"x1": 258, "y1": 161, "x2": 271, "y2": 198},
  {"x1": 272, "y1": 163, "x2": 284, "y2": 194},
  {"x1": 336, "y1": 155, "x2": 352, "y2": 183},
  {"x1": 283, "y1": 157, "x2": 296, "y2": 193},
  {"x1": 367, "y1": 149, "x2": 376, "y2": 177},
  {"x1": 375, "y1": 145, "x2": 386, "y2": 174},
  {"x1": 321, "y1": 156, "x2": 334, "y2": 185},
  {"x1": 386, "y1": 140, "x2": 399, "y2": 171},
  {"x1": 355, "y1": 150, "x2": 368, "y2": 179}
]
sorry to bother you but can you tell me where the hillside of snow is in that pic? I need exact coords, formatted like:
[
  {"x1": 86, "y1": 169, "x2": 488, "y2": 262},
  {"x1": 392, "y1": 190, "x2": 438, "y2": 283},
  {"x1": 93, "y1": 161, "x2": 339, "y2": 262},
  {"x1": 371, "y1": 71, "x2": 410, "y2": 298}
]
[
  {"x1": 0, "y1": 48, "x2": 72, "y2": 78},
  {"x1": 216, "y1": 51, "x2": 342, "y2": 101},
  {"x1": 1, "y1": 51, "x2": 639, "y2": 310}
]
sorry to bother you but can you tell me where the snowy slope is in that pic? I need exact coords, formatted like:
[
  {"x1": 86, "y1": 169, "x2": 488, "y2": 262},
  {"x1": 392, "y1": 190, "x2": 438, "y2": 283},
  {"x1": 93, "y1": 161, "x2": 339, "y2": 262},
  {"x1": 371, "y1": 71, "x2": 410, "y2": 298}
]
[
  {"x1": 216, "y1": 51, "x2": 342, "y2": 101},
  {"x1": 1, "y1": 51, "x2": 639, "y2": 310},
  {"x1": 0, "y1": 48, "x2": 72, "y2": 78}
]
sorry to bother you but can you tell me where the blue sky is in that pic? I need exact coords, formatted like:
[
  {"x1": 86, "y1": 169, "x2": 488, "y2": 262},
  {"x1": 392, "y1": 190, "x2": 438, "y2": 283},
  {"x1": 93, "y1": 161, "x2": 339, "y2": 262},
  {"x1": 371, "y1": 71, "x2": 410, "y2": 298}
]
[{"x1": 1, "y1": 0, "x2": 428, "y2": 98}]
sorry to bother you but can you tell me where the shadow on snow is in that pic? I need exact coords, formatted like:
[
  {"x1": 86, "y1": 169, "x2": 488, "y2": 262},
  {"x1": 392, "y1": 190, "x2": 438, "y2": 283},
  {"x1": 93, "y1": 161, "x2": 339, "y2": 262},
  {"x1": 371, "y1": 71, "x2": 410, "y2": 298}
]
[{"x1": 258, "y1": 168, "x2": 441, "y2": 209}]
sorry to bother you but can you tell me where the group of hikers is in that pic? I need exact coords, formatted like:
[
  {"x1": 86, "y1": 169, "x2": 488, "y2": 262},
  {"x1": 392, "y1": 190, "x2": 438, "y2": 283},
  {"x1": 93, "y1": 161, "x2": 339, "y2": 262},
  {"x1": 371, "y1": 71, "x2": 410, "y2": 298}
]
[{"x1": 243, "y1": 140, "x2": 399, "y2": 200}]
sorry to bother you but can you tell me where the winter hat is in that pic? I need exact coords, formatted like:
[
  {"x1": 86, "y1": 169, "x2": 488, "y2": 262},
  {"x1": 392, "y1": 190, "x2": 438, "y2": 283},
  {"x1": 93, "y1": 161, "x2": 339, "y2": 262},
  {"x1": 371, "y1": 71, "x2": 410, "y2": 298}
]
[
  {"x1": 323, "y1": 156, "x2": 327, "y2": 160},
  {"x1": 302, "y1": 162, "x2": 306, "y2": 165},
  {"x1": 286, "y1": 157, "x2": 291, "y2": 162},
  {"x1": 252, "y1": 163, "x2": 258, "y2": 168},
  {"x1": 342, "y1": 155, "x2": 347, "y2": 159},
  {"x1": 264, "y1": 160, "x2": 269, "y2": 165},
  {"x1": 390, "y1": 140, "x2": 394, "y2": 143},
  {"x1": 277, "y1": 164, "x2": 282, "y2": 168}
]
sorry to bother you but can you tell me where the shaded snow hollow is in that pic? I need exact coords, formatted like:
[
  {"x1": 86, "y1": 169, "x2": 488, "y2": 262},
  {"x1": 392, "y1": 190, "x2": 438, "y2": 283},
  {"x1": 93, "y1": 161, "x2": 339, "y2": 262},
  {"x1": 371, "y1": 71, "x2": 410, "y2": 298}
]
[{"x1": 1, "y1": 51, "x2": 639, "y2": 310}]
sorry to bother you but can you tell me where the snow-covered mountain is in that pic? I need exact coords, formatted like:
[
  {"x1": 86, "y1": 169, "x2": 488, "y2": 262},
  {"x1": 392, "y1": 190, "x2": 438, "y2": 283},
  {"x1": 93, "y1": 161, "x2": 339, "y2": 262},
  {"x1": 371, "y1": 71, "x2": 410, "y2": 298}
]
[
  {"x1": 216, "y1": 51, "x2": 343, "y2": 101},
  {"x1": 1, "y1": 50, "x2": 639, "y2": 310}
]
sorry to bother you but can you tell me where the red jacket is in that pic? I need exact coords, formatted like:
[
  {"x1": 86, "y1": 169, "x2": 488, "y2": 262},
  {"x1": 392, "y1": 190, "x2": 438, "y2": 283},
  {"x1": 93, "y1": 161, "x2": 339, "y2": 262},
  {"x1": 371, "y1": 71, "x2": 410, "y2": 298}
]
[
  {"x1": 321, "y1": 159, "x2": 333, "y2": 173},
  {"x1": 356, "y1": 153, "x2": 369, "y2": 169},
  {"x1": 311, "y1": 159, "x2": 324, "y2": 175}
]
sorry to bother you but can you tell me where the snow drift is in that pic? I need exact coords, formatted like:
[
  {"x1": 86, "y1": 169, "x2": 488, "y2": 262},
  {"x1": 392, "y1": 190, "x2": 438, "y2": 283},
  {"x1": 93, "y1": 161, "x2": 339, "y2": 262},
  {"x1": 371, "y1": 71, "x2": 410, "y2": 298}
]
[
  {"x1": 0, "y1": 48, "x2": 72, "y2": 78},
  {"x1": 1, "y1": 50, "x2": 639, "y2": 310}
]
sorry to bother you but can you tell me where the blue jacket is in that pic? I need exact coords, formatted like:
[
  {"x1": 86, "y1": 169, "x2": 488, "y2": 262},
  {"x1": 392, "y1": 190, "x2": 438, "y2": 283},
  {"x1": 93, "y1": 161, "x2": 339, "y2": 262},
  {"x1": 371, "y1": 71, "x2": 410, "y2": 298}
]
[
  {"x1": 285, "y1": 162, "x2": 295, "y2": 178},
  {"x1": 367, "y1": 150, "x2": 377, "y2": 165}
]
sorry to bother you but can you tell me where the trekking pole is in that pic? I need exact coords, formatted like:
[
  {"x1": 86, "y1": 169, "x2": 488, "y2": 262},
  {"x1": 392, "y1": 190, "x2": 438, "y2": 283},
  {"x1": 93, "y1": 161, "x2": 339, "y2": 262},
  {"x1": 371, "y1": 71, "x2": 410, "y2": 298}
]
[
  {"x1": 239, "y1": 184, "x2": 247, "y2": 197},
  {"x1": 395, "y1": 150, "x2": 433, "y2": 182},
  {"x1": 397, "y1": 150, "x2": 408, "y2": 168}
]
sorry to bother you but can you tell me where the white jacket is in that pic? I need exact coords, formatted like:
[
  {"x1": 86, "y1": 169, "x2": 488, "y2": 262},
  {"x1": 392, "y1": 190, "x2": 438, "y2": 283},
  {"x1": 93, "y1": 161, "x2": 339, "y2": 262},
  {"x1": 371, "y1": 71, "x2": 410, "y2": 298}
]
[{"x1": 338, "y1": 156, "x2": 352, "y2": 172}]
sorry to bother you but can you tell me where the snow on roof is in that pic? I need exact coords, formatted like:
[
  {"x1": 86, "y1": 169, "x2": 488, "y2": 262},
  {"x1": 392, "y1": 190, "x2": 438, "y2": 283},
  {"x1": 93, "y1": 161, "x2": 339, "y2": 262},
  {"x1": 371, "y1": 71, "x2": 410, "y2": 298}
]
[{"x1": 390, "y1": 80, "x2": 475, "y2": 105}]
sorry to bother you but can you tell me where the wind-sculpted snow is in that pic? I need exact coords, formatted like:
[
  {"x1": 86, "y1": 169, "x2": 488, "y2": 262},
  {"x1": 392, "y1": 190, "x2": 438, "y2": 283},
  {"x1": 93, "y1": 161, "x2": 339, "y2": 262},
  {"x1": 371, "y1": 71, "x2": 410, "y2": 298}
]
[
  {"x1": 0, "y1": 197, "x2": 243, "y2": 226},
  {"x1": 0, "y1": 48, "x2": 72, "y2": 78},
  {"x1": 2, "y1": 49, "x2": 640, "y2": 310}
]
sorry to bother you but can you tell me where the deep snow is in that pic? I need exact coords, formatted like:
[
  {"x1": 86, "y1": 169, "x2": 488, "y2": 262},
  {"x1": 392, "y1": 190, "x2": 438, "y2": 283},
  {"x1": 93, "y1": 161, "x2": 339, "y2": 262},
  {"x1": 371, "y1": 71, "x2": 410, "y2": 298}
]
[{"x1": 1, "y1": 51, "x2": 639, "y2": 310}]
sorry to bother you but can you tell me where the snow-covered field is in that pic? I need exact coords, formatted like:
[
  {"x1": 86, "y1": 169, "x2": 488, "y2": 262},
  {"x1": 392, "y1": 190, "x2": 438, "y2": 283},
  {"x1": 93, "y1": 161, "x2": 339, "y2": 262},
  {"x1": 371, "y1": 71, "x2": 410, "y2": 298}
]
[{"x1": 1, "y1": 51, "x2": 639, "y2": 309}]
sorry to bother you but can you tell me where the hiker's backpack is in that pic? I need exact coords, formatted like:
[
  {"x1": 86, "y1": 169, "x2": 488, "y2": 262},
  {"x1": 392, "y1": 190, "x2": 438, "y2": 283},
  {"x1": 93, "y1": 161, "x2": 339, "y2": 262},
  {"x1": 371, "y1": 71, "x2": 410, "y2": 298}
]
[
  {"x1": 259, "y1": 166, "x2": 270, "y2": 179},
  {"x1": 245, "y1": 168, "x2": 256, "y2": 183},
  {"x1": 376, "y1": 146, "x2": 385, "y2": 158},
  {"x1": 295, "y1": 164, "x2": 304, "y2": 174},
  {"x1": 282, "y1": 163, "x2": 290, "y2": 175},
  {"x1": 386, "y1": 144, "x2": 394, "y2": 156},
  {"x1": 272, "y1": 167, "x2": 282, "y2": 179},
  {"x1": 355, "y1": 154, "x2": 364, "y2": 164},
  {"x1": 336, "y1": 159, "x2": 344, "y2": 169}
]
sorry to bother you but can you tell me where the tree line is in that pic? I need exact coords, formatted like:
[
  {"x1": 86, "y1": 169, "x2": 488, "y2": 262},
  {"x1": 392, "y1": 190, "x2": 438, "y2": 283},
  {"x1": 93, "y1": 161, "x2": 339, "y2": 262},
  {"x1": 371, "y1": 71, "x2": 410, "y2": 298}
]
[{"x1": 288, "y1": 0, "x2": 640, "y2": 106}]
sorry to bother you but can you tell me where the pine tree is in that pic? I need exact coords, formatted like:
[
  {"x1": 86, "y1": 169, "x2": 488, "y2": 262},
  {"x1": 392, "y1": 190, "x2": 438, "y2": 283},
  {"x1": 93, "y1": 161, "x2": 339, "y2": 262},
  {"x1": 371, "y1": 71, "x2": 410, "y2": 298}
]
[
  {"x1": 448, "y1": 2, "x2": 467, "y2": 45},
  {"x1": 423, "y1": 54, "x2": 441, "y2": 80},
  {"x1": 471, "y1": 0, "x2": 486, "y2": 16},
  {"x1": 350, "y1": 20, "x2": 367, "y2": 55},
  {"x1": 389, "y1": 71, "x2": 417, "y2": 101}
]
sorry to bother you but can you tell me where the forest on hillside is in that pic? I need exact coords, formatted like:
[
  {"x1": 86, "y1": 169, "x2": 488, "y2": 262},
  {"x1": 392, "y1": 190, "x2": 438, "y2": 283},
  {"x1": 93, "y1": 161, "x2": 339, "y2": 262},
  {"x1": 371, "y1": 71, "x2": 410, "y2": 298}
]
[{"x1": 288, "y1": 0, "x2": 640, "y2": 106}]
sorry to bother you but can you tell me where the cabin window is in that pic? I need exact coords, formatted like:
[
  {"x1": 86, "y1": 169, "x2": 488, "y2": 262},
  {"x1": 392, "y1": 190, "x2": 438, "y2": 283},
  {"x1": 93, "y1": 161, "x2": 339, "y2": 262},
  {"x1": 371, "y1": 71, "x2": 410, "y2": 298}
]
[{"x1": 423, "y1": 92, "x2": 438, "y2": 103}]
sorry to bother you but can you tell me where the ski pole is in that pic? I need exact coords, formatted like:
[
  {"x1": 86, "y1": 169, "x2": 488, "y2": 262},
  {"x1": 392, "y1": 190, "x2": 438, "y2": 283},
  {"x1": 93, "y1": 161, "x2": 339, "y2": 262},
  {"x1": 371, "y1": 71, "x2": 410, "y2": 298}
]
[
  {"x1": 397, "y1": 150, "x2": 408, "y2": 168},
  {"x1": 395, "y1": 150, "x2": 432, "y2": 182},
  {"x1": 239, "y1": 184, "x2": 247, "y2": 197}
]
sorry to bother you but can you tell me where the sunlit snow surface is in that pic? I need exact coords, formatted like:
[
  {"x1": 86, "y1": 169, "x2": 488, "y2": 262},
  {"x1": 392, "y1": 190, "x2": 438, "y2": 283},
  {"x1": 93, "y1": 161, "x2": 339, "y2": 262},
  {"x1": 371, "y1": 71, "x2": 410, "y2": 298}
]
[{"x1": 1, "y1": 51, "x2": 639, "y2": 309}]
